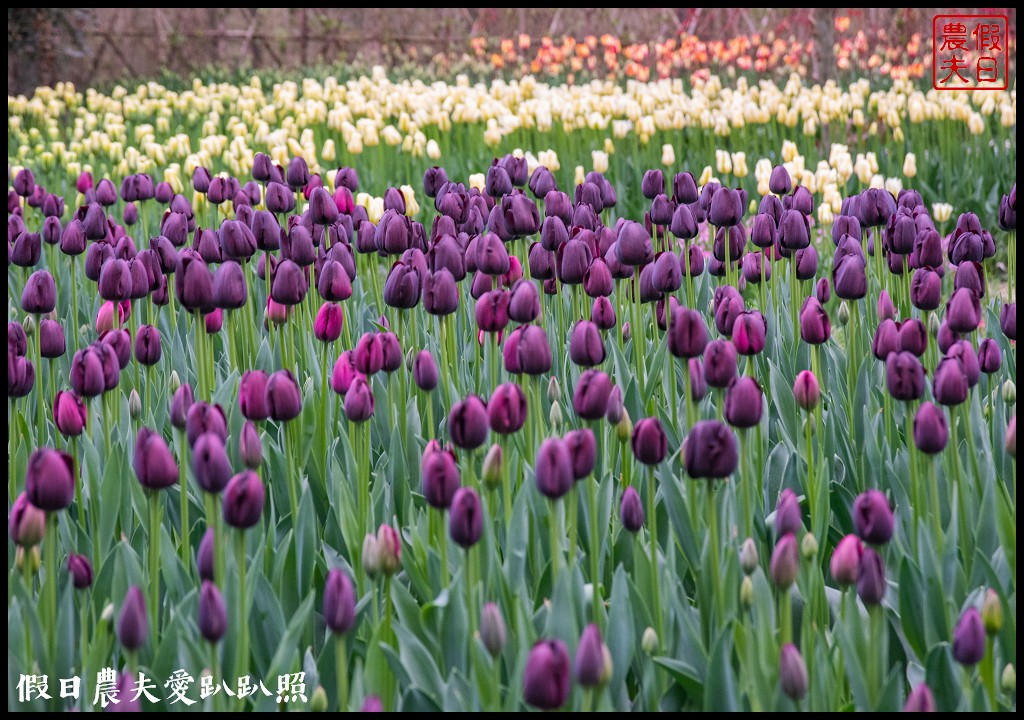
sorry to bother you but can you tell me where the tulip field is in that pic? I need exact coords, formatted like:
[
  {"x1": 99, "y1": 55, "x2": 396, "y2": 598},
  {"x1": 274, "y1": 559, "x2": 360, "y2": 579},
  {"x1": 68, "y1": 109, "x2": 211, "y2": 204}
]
[{"x1": 6, "y1": 65, "x2": 1017, "y2": 712}]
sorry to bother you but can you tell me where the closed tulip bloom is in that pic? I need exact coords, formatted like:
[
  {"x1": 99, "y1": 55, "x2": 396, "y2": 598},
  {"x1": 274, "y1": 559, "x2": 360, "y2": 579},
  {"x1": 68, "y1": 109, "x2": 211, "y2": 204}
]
[
  {"x1": 855, "y1": 547, "x2": 887, "y2": 605},
  {"x1": 904, "y1": 684, "x2": 937, "y2": 713},
  {"x1": 619, "y1": 486, "x2": 645, "y2": 532},
  {"x1": 271, "y1": 259, "x2": 308, "y2": 306},
  {"x1": 14, "y1": 167, "x2": 35, "y2": 196},
  {"x1": 709, "y1": 187, "x2": 743, "y2": 226},
  {"x1": 1000, "y1": 303, "x2": 1016, "y2": 341},
  {"x1": 9, "y1": 493, "x2": 46, "y2": 547},
  {"x1": 317, "y1": 259, "x2": 353, "y2": 302},
  {"x1": 24, "y1": 448, "x2": 74, "y2": 511},
  {"x1": 59, "y1": 219, "x2": 87, "y2": 256},
  {"x1": 565, "y1": 428, "x2": 597, "y2": 481},
  {"x1": 475, "y1": 290, "x2": 510, "y2": 333},
  {"x1": 1006, "y1": 415, "x2": 1016, "y2": 457},
  {"x1": 223, "y1": 470, "x2": 265, "y2": 528},
  {"x1": 815, "y1": 276, "x2": 831, "y2": 303},
  {"x1": 198, "y1": 581, "x2": 228, "y2": 643},
  {"x1": 133, "y1": 324, "x2": 161, "y2": 366},
  {"x1": 421, "y1": 443, "x2": 460, "y2": 509},
  {"x1": 872, "y1": 319, "x2": 900, "y2": 360},
  {"x1": 670, "y1": 202, "x2": 699, "y2": 240},
  {"x1": 503, "y1": 193, "x2": 541, "y2": 237},
  {"x1": 186, "y1": 402, "x2": 228, "y2": 447},
  {"x1": 853, "y1": 490, "x2": 893, "y2": 544},
  {"x1": 423, "y1": 269, "x2": 459, "y2": 316},
  {"x1": 569, "y1": 320, "x2": 605, "y2": 367},
  {"x1": 886, "y1": 351, "x2": 924, "y2": 401},
  {"x1": 616, "y1": 221, "x2": 653, "y2": 266},
  {"x1": 383, "y1": 261, "x2": 421, "y2": 309},
  {"x1": 192, "y1": 432, "x2": 232, "y2": 494},
  {"x1": 94, "y1": 341, "x2": 121, "y2": 391},
  {"x1": 516, "y1": 325, "x2": 552, "y2": 375},
  {"x1": 947, "y1": 340, "x2": 980, "y2": 387},
  {"x1": 977, "y1": 338, "x2": 1002, "y2": 374},
  {"x1": 237, "y1": 370, "x2": 270, "y2": 421},
  {"x1": 952, "y1": 608, "x2": 985, "y2": 665},
  {"x1": 914, "y1": 402, "x2": 948, "y2": 454},
  {"x1": 479, "y1": 603, "x2": 507, "y2": 658},
  {"x1": 898, "y1": 318, "x2": 928, "y2": 357},
  {"x1": 769, "y1": 165, "x2": 793, "y2": 195},
  {"x1": 668, "y1": 308, "x2": 708, "y2": 358},
  {"x1": 238, "y1": 421, "x2": 263, "y2": 469},
  {"x1": 575, "y1": 624, "x2": 608, "y2": 688},
  {"x1": 793, "y1": 370, "x2": 820, "y2": 410},
  {"x1": 170, "y1": 383, "x2": 194, "y2": 429},
  {"x1": 779, "y1": 644, "x2": 808, "y2": 700},
  {"x1": 933, "y1": 357, "x2": 968, "y2": 406},
  {"x1": 134, "y1": 427, "x2": 178, "y2": 490},
  {"x1": 685, "y1": 420, "x2": 739, "y2": 478},
  {"x1": 413, "y1": 350, "x2": 438, "y2": 391},
  {"x1": 322, "y1": 568, "x2": 357, "y2": 635},
  {"x1": 642, "y1": 169, "x2": 665, "y2": 199},
  {"x1": 489, "y1": 383, "x2": 527, "y2": 434},
  {"x1": 713, "y1": 288, "x2": 745, "y2": 336},
  {"x1": 211, "y1": 261, "x2": 247, "y2": 309},
  {"x1": 741, "y1": 251, "x2": 771, "y2": 284},
  {"x1": 535, "y1": 438, "x2": 574, "y2": 499},
  {"x1": 503, "y1": 280, "x2": 539, "y2": 324},
  {"x1": 775, "y1": 488, "x2": 802, "y2": 537},
  {"x1": 875, "y1": 291, "x2": 896, "y2": 323},
  {"x1": 53, "y1": 390, "x2": 87, "y2": 437},
  {"x1": 672, "y1": 171, "x2": 698, "y2": 204},
  {"x1": 12, "y1": 230, "x2": 42, "y2": 267},
  {"x1": 354, "y1": 333, "x2": 384, "y2": 375},
  {"x1": 528, "y1": 166, "x2": 556, "y2": 198},
  {"x1": 832, "y1": 254, "x2": 868, "y2": 300},
  {"x1": 523, "y1": 639, "x2": 571, "y2": 710},
  {"x1": 798, "y1": 294, "x2": 831, "y2": 346},
  {"x1": 449, "y1": 395, "x2": 489, "y2": 450},
  {"x1": 953, "y1": 260, "x2": 985, "y2": 299},
  {"x1": 779, "y1": 209, "x2": 810, "y2": 251},
  {"x1": 631, "y1": 417, "x2": 668, "y2": 465},
  {"x1": 449, "y1": 487, "x2": 483, "y2": 548},
  {"x1": 704, "y1": 339, "x2": 738, "y2": 388},
  {"x1": 21, "y1": 270, "x2": 57, "y2": 314},
  {"x1": 314, "y1": 302, "x2": 345, "y2": 343},
  {"x1": 98, "y1": 258, "x2": 132, "y2": 302},
  {"x1": 265, "y1": 369, "x2": 302, "y2": 421},
  {"x1": 67, "y1": 553, "x2": 94, "y2": 589},
  {"x1": 830, "y1": 534, "x2": 863, "y2": 586},
  {"x1": 344, "y1": 376, "x2": 375, "y2": 422},
  {"x1": 330, "y1": 352, "x2": 360, "y2": 396},
  {"x1": 769, "y1": 533, "x2": 799, "y2": 589},
  {"x1": 946, "y1": 288, "x2": 981, "y2": 333},
  {"x1": 583, "y1": 259, "x2": 614, "y2": 299},
  {"x1": 725, "y1": 376, "x2": 763, "y2": 428},
  {"x1": 573, "y1": 369, "x2": 613, "y2": 420},
  {"x1": 732, "y1": 311, "x2": 767, "y2": 356},
  {"x1": 118, "y1": 586, "x2": 149, "y2": 650},
  {"x1": 175, "y1": 251, "x2": 215, "y2": 312},
  {"x1": 100, "y1": 328, "x2": 132, "y2": 370}
]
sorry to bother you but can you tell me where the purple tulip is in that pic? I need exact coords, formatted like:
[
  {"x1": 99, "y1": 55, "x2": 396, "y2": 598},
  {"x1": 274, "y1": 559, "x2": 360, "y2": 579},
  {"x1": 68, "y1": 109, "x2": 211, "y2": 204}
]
[
  {"x1": 449, "y1": 487, "x2": 483, "y2": 548},
  {"x1": 344, "y1": 376, "x2": 375, "y2": 422},
  {"x1": 314, "y1": 302, "x2": 345, "y2": 343},
  {"x1": 516, "y1": 325, "x2": 552, "y2": 375},
  {"x1": 886, "y1": 351, "x2": 924, "y2": 401},
  {"x1": 799, "y1": 296, "x2": 831, "y2": 345},
  {"x1": 265, "y1": 369, "x2": 302, "y2": 421},
  {"x1": 903, "y1": 684, "x2": 936, "y2": 712},
  {"x1": 769, "y1": 533, "x2": 799, "y2": 589},
  {"x1": 412, "y1": 350, "x2": 438, "y2": 392},
  {"x1": 449, "y1": 395, "x2": 489, "y2": 450},
  {"x1": 523, "y1": 639, "x2": 571, "y2": 709},
  {"x1": 53, "y1": 390, "x2": 87, "y2": 437},
  {"x1": 933, "y1": 356, "x2": 969, "y2": 406},
  {"x1": 68, "y1": 553, "x2": 94, "y2": 589},
  {"x1": 480, "y1": 603, "x2": 507, "y2": 658},
  {"x1": 830, "y1": 534, "x2": 863, "y2": 586},
  {"x1": 793, "y1": 370, "x2": 820, "y2": 410},
  {"x1": 857, "y1": 547, "x2": 886, "y2": 604},
  {"x1": 238, "y1": 421, "x2": 263, "y2": 469},
  {"x1": 323, "y1": 568, "x2": 357, "y2": 634},
  {"x1": 703, "y1": 339, "x2": 738, "y2": 388},
  {"x1": 185, "y1": 402, "x2": 227, "y2": 447},
  {"x1": 872, "y1": 319, "x2": 900, "y2": 360},
  {"x1": 117, "y1": 586, "x2": 149, "y2": 650},
  {"x1": 685, "y1": 420, "x2": 738, "y2": 478},
  {"x1": 192, "y1": 432, "x2": 232, "y2": 494},
  {"x1": 575, "y1": 624, "x2": 607, "y2": 687},
  {"x1": 914, "y1": 402, "x2": 948, "y2": 454},
  {"x1": 732, "y1": 311, "x2": 766, "y2": 356},
  {"x1": 898, "y1": 319, "x2": 927, "y2": 357},
  {"x1": 620, "y1": 486, "x2": 645, "y2": 532},
  {"x1": 725, "y1": 376, "x2": 763, "y2": 428},
  {"x1": 565, "y1": 428, "x2": 597, "y2": 481},
  {"x1": 535, "y1": 438, "x2": 574, "y2": 499},
  {"x1": 853, "y1": 489, "x2": 893, "y2": 544},
  {"x1": 222, "y1": 471, "x2": 265, "y2": 528},
  {"x1": 952, "y1": 607, "x2": 985, "y2": 665},
  {"x1": 9, "y1": 493, "x2": 46, "y2": 546},
  {"x1": 668, "y1": 307, "x2": 708, "y2": 359},
  {"x1": 133, "y1": 427, "x2": 178, "y2": 490},
  {"x1": 945, "y1": 288, "x2": 981, "y2": 334},
  {"x1": 775, "y1": 488, "x2": 802, "y2": 537},
  {"x1": 779, "y1": 644, "x2": 808, "y2": 700},
  {"x1": 1000, "y1": 303, "x2": 1015, "y2": 341},
  {"x1": 198, "y1": 581, "x2": 227, "y2": 643}
]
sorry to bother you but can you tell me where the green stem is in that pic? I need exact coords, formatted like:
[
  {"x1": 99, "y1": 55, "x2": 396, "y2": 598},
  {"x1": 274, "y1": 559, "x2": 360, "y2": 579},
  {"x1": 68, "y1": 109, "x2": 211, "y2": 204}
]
[
  {"x1": 148, "y1": 491, "x2": 161, "y2": 635},
  {"x1": 648, "y1": 468, "x2": 664, "y2": 645},
  {"x1": 549, "y1": 499, "x2": 560, "y2": 579},
  {"x1": 45, "y1": 513, "x2": 58, "y2": 676},
  {"x1": 779, "y1": 588, "x2": 793, "y2": 645},
  {"x1": 178, "y1": 432, "x2": 190, "y2": 567},
  {"x1": 335, "y1": 634, "x2": 349, "y2": 712},
  {"x1": 587, "y1": 472, "x2": 603, "y2": 630},
  {"x1": 906, "y1": 410, "x2": 920, "y2": 539},
  {"x1": 928, "y1": 457, "x2": 943, "y2": 549},
  {"x1": 235, "y1": 531, "x2": 249, "y2": 679}
]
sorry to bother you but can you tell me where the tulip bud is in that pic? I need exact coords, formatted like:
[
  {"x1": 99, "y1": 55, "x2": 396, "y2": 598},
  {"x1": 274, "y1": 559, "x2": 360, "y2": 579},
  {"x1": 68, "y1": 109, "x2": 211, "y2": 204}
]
[
  {"x1": 53, "y1": 390, "x2": 88, "y2": 437},
  {"x1": 801, "y1": 532, "x2": 818, "y2": 559},
  {"x1": 684, "y1": 420, "x2": 738, "y2": 478},
  {"x1": 197, "y1": 528, "x2": 215, "y2": 582},
  {"x1": 1003, "y1": 381, "x2": 1016, "y2": 405},
  {"x1": 311, "y1": 686, "x2": 329, "y2": 712},
  {"x1": 952, "y1": 607, "x2": 985, "y2": 665},
  {"x1": 724, "y1": 376, "x2": 763, "y2": 428},
  {"x1": 857, "y1": 547, "x2": 887, "y2": 605},
  {"x1": 837, "y1": 301, "x2": 850, "y2": 326},
  {"x1": 641, "y1": 626, "x2": 659, "y2": 655},
  {"x1": 323, "y1": 568, "x2": 357, "y2": 634},
  {"x1": 535, "y1": 437, "x2": 573, "y2": 500},
  {"x1": 792, "y1": 370, "x2": 820, "y2": 410},
  {"x1": 616, "y1": 410, "x2": 633, "y2": 444},
  {"x1": 770, "y1": 533, "x2": 799, "y2": 589},
  {"x1": 903, "y1": 683, "x2": 936, "y2": 712},
  {"x1": 413, "y1": 351, "x2": 438, "y2": 392},
  {"x1": 981, "y1": 589, "x2": 1003, "y2": 635},
  {"x1": 222, "y1": 471, "x2": 265, "y2": 528},
  {"x1": 547, "y1": 376, "x2": 561, "y2": 403},
  {"x1": 739, "y1": 538, "x2": 759, "y2": 574},
  {"x1": 480, "y1": 602, "x2": 507, "y2": 658},
  {"x1": 265, "y1": 369, "x2": 303, "y2": 422},
  {"x1": 619, "y1": 486, "x2": 645, "y2": 533},
  {"x1": 361, "y1": 534, "x2": 381, "y2": 579},
  {"x1": 574, "y1": 624, "x2": 609, "y2": 688},
  {"x1": 128, "y1": 389, "x2": 142, "y2": 420},
  {"x1": 25, "y1": 448, "x2": 76, "y2": 511},
  {"x1": 360, "y1": 696, "x2": 383, "y2": 712},
  {"x1": 1002, "y1": 664, "x2": 1016, "y2": 693},
  {"x1": 67, "y1": 553, "x2": 94, "y2": 589},
  {"x1": 198, "y1": 581, "x2": 227, "y2": 643},
  {"x1": 523, "y1": 639, "x2": 571, "y2": 710},
  {"x1": 830, "y1": 534, "x2": 863, "y2": 586},
  {"x1": 734, "y1": 580, "x2": 752, "y2": 624},
  {"x1": 853, "y1": 490, "x2": 894, "y2": 545},
  {"x1": 774, "y1": 489, "x2": 802, "y2": 537},
  {"x1": 779, "y1": 644, "x2": 808, "y2": 701},
  {"x1": 376, "y1": 524, "x2": 401, "y2": 576},
  {"x1": 117, "y1": 586, "x2": 149, "y2": 650},
  {"x1": 449, "y1": 395, "x2": 489, "y2": 450},
  {"x1": 482, "y1": 444, "x2": 503, "y2": 490},
  {"x1": 8, "y1": 493, "x2": 46, "y2": 547},
  {"x1": 913, "y1": 402, "x2": 948, "y2": 454},
  {"x1": 449, "y1": 487, "x2": 483, "y2": 548},
  {"x1": 238, "y1": 421, "x2": 263, "y2": 469},
  {"x1": 549, "y1": 400, "x2": 563, "y2": 430}
]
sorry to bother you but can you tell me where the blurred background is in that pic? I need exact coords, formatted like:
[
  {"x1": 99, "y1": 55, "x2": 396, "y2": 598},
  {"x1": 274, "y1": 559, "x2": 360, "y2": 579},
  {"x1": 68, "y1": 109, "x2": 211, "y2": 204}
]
[{"x1": 7, "y1": 8, "x2": 1017, "y2": 94}]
